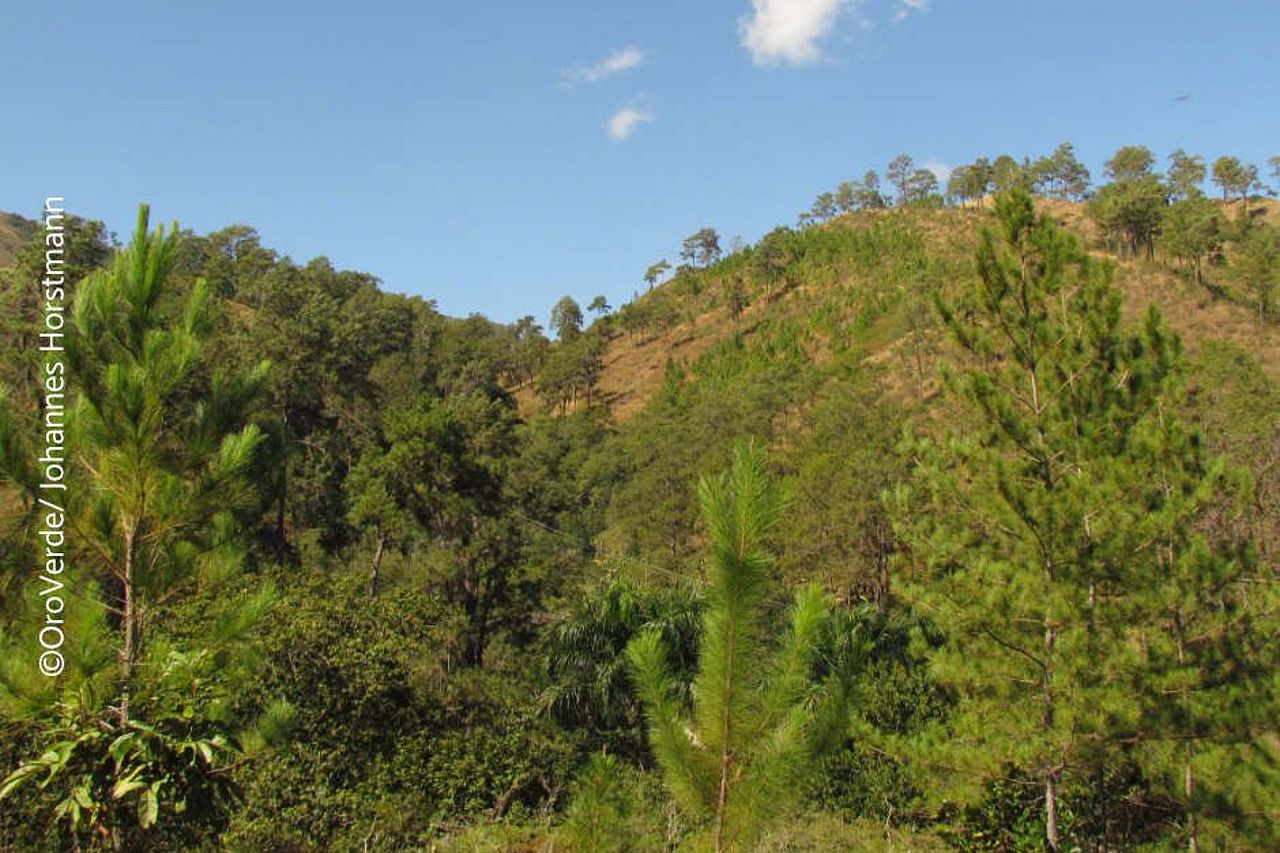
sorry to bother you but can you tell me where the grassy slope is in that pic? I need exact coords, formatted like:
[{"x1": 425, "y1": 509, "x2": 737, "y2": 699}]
[{"x1": 516, "y1": 197, "x2": 1279, "y2": 423}]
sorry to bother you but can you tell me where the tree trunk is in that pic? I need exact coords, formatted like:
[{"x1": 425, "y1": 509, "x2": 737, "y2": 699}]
[
  {"x1": 120, "y1": 524, "x2": 137, "y2": 725},
  {"x1": 713, "y1": 607, "x2": 739, "y2": 853},
  {"x1": 370, "y1": 534, "x2": 386, "y2": 596},
  {"x1": 1177, "y1": 629, "x2": 1198, "y2": 853},
  {"x1": 276, "y1": 460, "x2": 288, "y2": 548},
  {"x1": 1045, "y1": 770, "x2": 1060, "y2": 853},
  {"x1": 1044, "y1": 620, "x2": 1059, "y2": 853},
  {"x1": 1185, "y1": 756, "x2": 1197, "y2": 853}
]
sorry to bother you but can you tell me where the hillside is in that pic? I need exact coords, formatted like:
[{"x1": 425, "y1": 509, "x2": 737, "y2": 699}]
[
  {"x1": 516, "y1": 197, "x2": 1280, "y2": 423},
  {"x1": 1, "y1": 191, "x2": 1276, "y2": 853},
  {"x1": 0, "y1": 212, "x2": 37, "y2": 267}
]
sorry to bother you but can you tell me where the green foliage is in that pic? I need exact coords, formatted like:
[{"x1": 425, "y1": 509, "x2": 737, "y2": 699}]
[
  {"x1": 3, "y1": 147, "x2": 1275, "y2": 850},
  {"x1": 536, "y1": 325, "x2": 608, "y2": 413},
  {"x1": 1160, "y1": 195, "x2": 1224, "y2": 285},
  {"x1": 893, "y1": 189, "x2": 1271, "y2": 852},
  {"x1": 751, "y1": 226, "x2": 795, "y2": 296},
  {"x1": 1211, "y1": 155, "x2": 1258, "y2": 204},
  {"x1": 544, "y1": 576, "x2": 702, "y2": 758},
  {"x1": 1031, "y1": 142, "x2": 1091, "y2": 200},
  {"x1": 0, "y1": 205, "x2": 286, "y2": 851},
  {"x1": 1088, "y1": 173, "x2": 1167, "y2": 259},
  {"x1": 1167, "y1": 149, "x2": 1207, "y2": 200},
  {"x1": 628, "y1": 442, "x2": 855, "y2": 851},
  {"x1": 681, "y1": 228, "x2": 722, "y2": 268},
  {"x1": 556, "y1": 753, "x2": 677, "y2": 852},
  {"x1": 887, "y1": 154, "x2": 914, "y2": 203},
  {"x1": 644, "y1": 259, "x2": 672, "y2": 290},
  {"x1": 551, "y1": 295, "x2": 584, "y2": 342},
  {"x1": 1105, "y1": 144, "x2": 1157, "y2": 182},
  {"x1": 1230, "y1": 222, "x2": 1280, "y2": 320}
]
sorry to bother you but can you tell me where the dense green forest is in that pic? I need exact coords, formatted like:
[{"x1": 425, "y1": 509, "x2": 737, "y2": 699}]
[{"x1": 1, "y1": 144, "x2": 1277, "y2": 852}]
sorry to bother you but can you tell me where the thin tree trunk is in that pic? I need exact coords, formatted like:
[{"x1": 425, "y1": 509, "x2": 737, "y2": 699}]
[
  {"x1": 1044, "y1": 620, "x2": 1059, "y2": 853},
  {"x1": 714, "y1": 607, "x2": 738, "y2": 853},
  {"x1": 370, "y1": 534, "x2": 386, "y2": 596},
  {"x1": 1177, "y1": 629, "x2": 1198, "y2": 853},
  {"x1": 120, "y1": 524, "x2": 137, "y2": 726},
  {"x1": 115, "y1": 525, "x2": 138, "y2": 853},
  {"x1": 1046, "y1": 769, "x2": 1060, "y2": 853},
  {"x1": 1185, "y1": 756, "x2": 1197, "y2": 853}
]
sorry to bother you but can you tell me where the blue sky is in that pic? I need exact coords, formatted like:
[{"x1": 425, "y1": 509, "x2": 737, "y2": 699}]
[{"x1": 3, "y1": 1, "x2": 1278, "y2": 323}]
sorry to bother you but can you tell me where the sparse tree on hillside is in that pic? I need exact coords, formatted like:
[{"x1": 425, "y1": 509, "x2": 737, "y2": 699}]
[
  {"x1": 509, "y1": 314, "x2": 549, "y2": 383},
  {"x1": 752, "y1": 226, "x2": 794, "y2": 298},
  {"x1": 809, "y1": 191, "x2": 837, "y2": 223},
  {"x1": 644, "y1": 259, "x2": 671, "y2": 291},
  {"x1": 587, "y1": 294, "x2": 611, "y2": 317},
  {"x1": 947, "y1": 165, "x2": 973, "y2": 207},
  {"x1": 1211, "y1": 155, "x2": 1257, "y2": 206},
  {"x1": 991, "y1": 154, "x2": 1024, "y2": 193},
  {"x1": 1105, "y1": 144, "x2": 1157, "y2": 182},
  {"x1": 550, "y1": 295, "x2": 584, "y2": 341},
  {"x1": 1161, "y1": 196, "x2": 1223, "y2": 285},
  {"x1": 856, "y1": 169, "x2": 887, "y2": 209},
  {"x1": 1167, "y1": 149, "x2": 1207, "y2": 200},
  {"x1": 904, "y1": 168, "x2": 939, "y2": 204},
  {"x1": 1041, "y1": 142, "x2": 1090, "y2": 200},
  {"x1": 1089, "y1": 174, "x2": 1168, "y2": 259},
  {"x1": 887, "y1": 154, "x2": 914, "y2": 204},
  {"x1": 1232, "y1": 223, "x2": 1280, "y2": 322},
  {"x1": 725, "y1": 274, "x2": 747, "y2": 333},
  {"x1": 834, "y1": 180, "x2": 856, "y2": 213},
  {"x1": 950, "y1": 158, "x2": 993, "y2": 207},
  {"x1": 682, "y1": 228, "x2": 722, "y2": 268}
]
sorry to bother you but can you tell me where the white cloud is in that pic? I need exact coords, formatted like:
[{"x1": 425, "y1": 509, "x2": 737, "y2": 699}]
[
  {"x1": 607, "y1": 103, "x2": 654, "y2": 141},
  {"x1": 893, "y1": 0, "x2": 929, "y2": 23},
  {"x1": 923, "y1": 159, "x2": 952, "y2": 184},
  {"x1": 562, "y1": 46, "x2": 646, "y2": 85},
  {"x1": 739, "y1": 0, "x2": 850, "y2": 66}
]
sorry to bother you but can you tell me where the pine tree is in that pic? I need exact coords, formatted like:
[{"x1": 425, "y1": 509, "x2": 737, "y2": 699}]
[
  {"x1": 892, "y1": 189, "x2": 1271, "y2": 852},
  {"x1": 627, "y1": 441, "x2": 854, "y2": 852},
  {"x1": 0, "y1": 205, "x2": 291, "y2": 851},
  {"x1": 1160, "y1": 196, "x2": 1223, "y2": 285}
]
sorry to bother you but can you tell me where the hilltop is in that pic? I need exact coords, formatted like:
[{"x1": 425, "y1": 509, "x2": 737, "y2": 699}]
[{"x1": 515, "y1": 197, "x2": 1280, "y2": 424}]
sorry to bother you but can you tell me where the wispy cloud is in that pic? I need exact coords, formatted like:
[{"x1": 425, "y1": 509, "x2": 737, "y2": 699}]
[
  {"x1": 739, "y1": 0, "x2": 850, "y2": 66},
  {"x1": 562, "y1": 46, "x2": 646, "y2": 85},
  {"x1": 893, "y1": 0, "x2": 930, "y2": 23},
  {"x1": 923, "y1": 158, "x2": 952, "y2": 184},
  {"x1": 607, "y1": 102, "x2": 654, "y2": 141}
]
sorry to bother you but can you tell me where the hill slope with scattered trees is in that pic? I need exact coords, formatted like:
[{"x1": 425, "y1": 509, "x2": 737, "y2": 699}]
[{"x1": 0, "y1": 143, "x2": 1276, "y2": 852}]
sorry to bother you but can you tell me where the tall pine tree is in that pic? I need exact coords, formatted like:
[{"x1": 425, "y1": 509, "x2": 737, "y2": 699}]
[
  {"x1": 891, "y1": 189, "x2": 1269, "y2": 851},
  {"x1": 0, "y1": 206, "x2": 291, "y2": 851}
]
